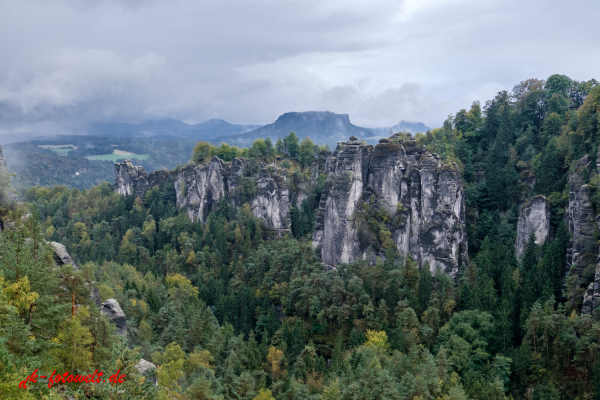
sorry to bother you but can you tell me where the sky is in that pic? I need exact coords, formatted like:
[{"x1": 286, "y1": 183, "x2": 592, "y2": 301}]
[{"x1": 0, "y1": 0, "x2": 599, "y2": 140}]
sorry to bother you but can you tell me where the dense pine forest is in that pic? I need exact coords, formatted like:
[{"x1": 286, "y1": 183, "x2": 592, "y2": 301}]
[{"x1": 2, "y1": 74, "x2": 600, "y2": 399}]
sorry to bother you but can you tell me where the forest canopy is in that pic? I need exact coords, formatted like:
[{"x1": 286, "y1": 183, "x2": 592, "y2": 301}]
[{"x1": 1, "y1": 74, "x2": 600, "y2": 399}]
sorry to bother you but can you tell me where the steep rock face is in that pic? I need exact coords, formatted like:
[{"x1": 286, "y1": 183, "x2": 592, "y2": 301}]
[
  {"x1": 173, "y1": 157, "x2": 228, "y2": 223},
  {"x1": 114, "y1": 159, "x2": 150, "y2": 197},
  {"x1": 582, "y1": 263, "x2": 600, "y2": 315},
  {"x1": 565, "y1": 155, "x2": 597, "y2": 277},
  {"x1": 115, "y1": 157, "x2": 291, "y2": 231},
  {"x1": 101, "y1": 299, "x2": 127, "y2": 335},
  {"x1": 515, "y1": 196, "x2": 551, "y2": 260},
  {"x1": 251, "y1": 167, "x2": 291, "y2": 232},
  {"x1": 173, "y1": 157, "x2": 290, "y2": 230},
  {"x1": 312, "y1": 137, "x2": 372, "y2": 265},
  {"x1": 313, "y1": 137, "x2": 467, "y2": 276}
]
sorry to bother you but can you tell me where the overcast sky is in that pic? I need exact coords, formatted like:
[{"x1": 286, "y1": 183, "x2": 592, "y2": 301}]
[{"x1": 0, "y1": 0, "x2": 598, "y2": 139}]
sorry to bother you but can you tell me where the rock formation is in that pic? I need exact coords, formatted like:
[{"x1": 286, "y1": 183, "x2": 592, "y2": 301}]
[
  {"x1": 565, "y1": 155, "x2": 598, "y2": 277},
  {"x1": 135, "y1": 358, "x2": 158, "y2": 385},
  {"x1": 515, "y1": 196, "x2": 551, "y2": 259},
  {"x1": 114, "y1": 136, "x2": 468, "y2": 274},
  {"x1": 116, "y1": 157, "x2": 292, "y2": 232},
  {"x1": 100, "y1": 298, "x2": 157, "y2": 384},
  {"x1": 49, "y1": 241, "x2": 78, "y2": 269},
  {"x1": 114, "y1": 159, "x2": 150, "y2": 197},
  {"x1": 582, "y1": 263, "x2": 600, "y2": 315},
  {"x1": 101, "y1": 299, "x2": 127, "y2": 335},
  {"x1": 250, "y1": 166, "x2": 291, "y2": 231},
  {"x1": 312, "y1": 137, "x2": 467, "y2": 276}
]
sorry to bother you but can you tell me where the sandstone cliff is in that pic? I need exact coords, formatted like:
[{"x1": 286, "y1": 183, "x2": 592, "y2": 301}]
[
  {"x1": 565, "y1": 155, "x2": 598, "y2": 277},
  {"x1": 312, "y1": 137, "x2": 467, "y2": 276},
  {"x1": 515, "y1": 195, "x2": 551, "y2": 260},
  {"x1": 582, "y1": 263, "x2": 600, "y2": 315},
  {"x1": 114, "y1": 136, "x2": 468, "y2": 274},
  {"x1": 115, "y1": 157, "x2": 291, "y2": 232}
]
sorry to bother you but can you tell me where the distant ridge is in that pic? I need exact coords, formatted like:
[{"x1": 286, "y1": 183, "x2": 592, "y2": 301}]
[
  {"x1": 88, "y1": 118, "x2": 261, "y2": 140},
  {"x1": 368, "y1": 120, "x2": 431, "y2": 139},
  {"x1": 215, "y1": 111, "x2": 373, "y2": 148}
]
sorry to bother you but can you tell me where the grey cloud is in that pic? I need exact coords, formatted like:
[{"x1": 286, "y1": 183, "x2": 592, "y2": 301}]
[{"x1": 0, "y1": 0, "x2": 598, "y2": 141}]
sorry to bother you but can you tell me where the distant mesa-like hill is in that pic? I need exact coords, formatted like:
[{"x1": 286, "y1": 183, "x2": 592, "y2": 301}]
[
  {"x1": 216, "y1": 111, "x2": 373, "y2": 148},
  {"x1": 88, "y1": 118, "x2": 260, "y2": 140},
  {"x1": 85, "y1": 114, "x2": 431, "y2": 149}
]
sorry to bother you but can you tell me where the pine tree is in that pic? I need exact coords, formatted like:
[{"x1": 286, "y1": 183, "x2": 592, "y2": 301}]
[{"x1": 418, "y1": 262, "x2": 433, "y2": 314}]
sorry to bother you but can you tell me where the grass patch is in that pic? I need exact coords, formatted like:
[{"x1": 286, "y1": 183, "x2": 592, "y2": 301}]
[
  {"x1": 49, "y1": 148, "x2": 74, "y2": 154},
  {"x1": 87, "y1": 153, "x2": 150, "y2": 162}
]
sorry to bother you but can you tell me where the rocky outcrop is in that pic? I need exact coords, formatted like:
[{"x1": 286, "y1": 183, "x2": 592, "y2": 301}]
[
  {"x1": 99, "y1": 298, "x2": 157, "y2": 384},
  {"x1": 101, "y1": 299, "x2": 127, "y2": 335},
  {"x1": 515, "y1": 196, "x2": 551, "y2": 259},
  {"x1": 173, "y1": 157, "x2": 228, "y2": 223},
  {"x1": 565, "y1": 155, "x2": 598, "y2": 277},
  {"x1": 582, "y1": 266, "x2": 600, "y2": 315},
  {"x1": 114, "y1": 159, "x2": 150, "y2": 197},
  {"x1": 174, "y1": 158, "x2": 291, "y2": 230},
  {"x1": 114, "y1": 137, "x2": 468, "y2": 273},
  {"x1": 250, "y1": 167, "x2": 291, "y2": 232},
  {"x1": 116, "y1": 157, "x2": 291, "y2": 231},
  {"x1": 312, "y1": 137, "x2": 467, "y2": 276},
  {"x1": 49, "y1": 241, "x2": 78, "y2": 270},
  {"x1": 136, "y1": 359, "x2": 158, "y2": 385}
]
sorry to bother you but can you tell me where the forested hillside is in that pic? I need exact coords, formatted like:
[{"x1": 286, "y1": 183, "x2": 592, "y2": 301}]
[{"x1": 1, "y1": 74, "x2": 600, "y2": 399}]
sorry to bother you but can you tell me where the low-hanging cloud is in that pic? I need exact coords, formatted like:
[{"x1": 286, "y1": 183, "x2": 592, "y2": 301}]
[{"x1": 0, "y1": 0, "x2": 598, "y2": 141}]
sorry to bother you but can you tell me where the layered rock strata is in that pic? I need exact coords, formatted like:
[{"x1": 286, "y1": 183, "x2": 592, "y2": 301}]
[
  {"x1": 115, "y1": 157, "x2": 291, "y2": 232},
  {"x1": 582, "y1": 263, "x2": 600, "y2": 315},
  {"x1": 312, "y1": 137, "x2": 467, "y2": 276},
  {"x1": 515, "y1": 196, "x2": 551, "y2": 260},
  {"x1": 565, "y1": 155, "x2": 598, "y2": 277},
  {"x1": 114, "y1": 159, "x2": 149, "y2": 197}
]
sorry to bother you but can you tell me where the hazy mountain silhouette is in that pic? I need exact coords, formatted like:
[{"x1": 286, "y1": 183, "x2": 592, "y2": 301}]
[
  {"x1": 88, "y1": 118, "x2": 260, "y2": 139},
  {"x1": 215, "y1": 111, "x2": 373, "y2": 148}
]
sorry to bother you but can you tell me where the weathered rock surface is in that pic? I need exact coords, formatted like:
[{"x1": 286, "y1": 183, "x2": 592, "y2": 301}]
[
  {"x1": 99, "y1": 297, "x2": 157, "y2": 385},
  {"x1": 49, "y1": 241, "x2": 78, "y2": 270},
  {"x1": 114, "y1": 159, "x2": 150, "y2": 197},
  {"x1": 114, "y1": 137, "x2": 468, "y2": 274},
  {"x1": 251, "y1": 167, "x2": 291, "y2": 232},
  {"x1": 101, "y1": 299, "x2": 127, "y2": 335},
  {"x1": 115, "y1": 157, "x2": 291, "y2": 231},
  {"x1": 135, "y1": 359, "x2": 158, "y2": 385},
  {"x1": 312, "y1": 137, "x2": 467, "y2": 276},
  {"x1": 582, "y1": 261, "x2": 600, "y2": 315},
  {"x1": 565, "y1": 155, "x2": 598, "y2": 277},
  {"x1": 173, "y1": 157, "x2": 228, "y2": 223},
  {"x1": 0, "y1": 216, "x2": 14, "y2": 232},
  {"x1": 515, "y1": 195, "x2": 551, "y2": 260}
]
